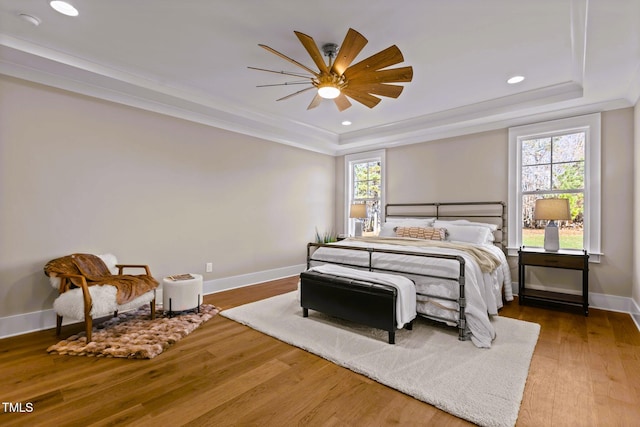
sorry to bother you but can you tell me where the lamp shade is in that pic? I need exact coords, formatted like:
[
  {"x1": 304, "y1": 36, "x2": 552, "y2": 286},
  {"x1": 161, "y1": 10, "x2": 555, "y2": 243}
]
[
  {"x1": 533, "y1": 198, "x2": 571, "y2": 221},
  {"x1": 349, "y1": 203, "x2": 367, "y2": 219}
]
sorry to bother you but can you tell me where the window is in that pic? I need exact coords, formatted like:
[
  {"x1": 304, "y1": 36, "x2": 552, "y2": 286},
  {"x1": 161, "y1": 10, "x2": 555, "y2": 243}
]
[
  {"x1": 521, "y1": 132, "x2": 585, "y2": 249},
  {"x1": 508, "y1": 114, "x2": 601, "y2": 260},
  {"x1": 345, "y1": 150, "x2": 385, "y2": 236}
]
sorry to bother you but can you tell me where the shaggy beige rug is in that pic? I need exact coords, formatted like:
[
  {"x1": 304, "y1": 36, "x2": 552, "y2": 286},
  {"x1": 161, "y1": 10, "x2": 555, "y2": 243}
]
[
  {"x1": 47, "y1": 304, "x2": 219, "y2": 359},
  {"x1": 222, "y1": 292, "x2": 540, "y2": 427}
]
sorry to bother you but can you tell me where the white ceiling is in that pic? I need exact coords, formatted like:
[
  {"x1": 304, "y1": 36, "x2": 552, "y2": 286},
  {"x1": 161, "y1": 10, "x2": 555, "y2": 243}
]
[{"x1": 1, "y1": 0, "x2": 639, "y2": 155}]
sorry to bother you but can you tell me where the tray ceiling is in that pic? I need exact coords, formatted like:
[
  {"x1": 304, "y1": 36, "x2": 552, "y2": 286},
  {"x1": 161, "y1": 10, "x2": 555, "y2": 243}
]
[{"x1": 1, "y1": 0, "x2": 638, "y2": 155}]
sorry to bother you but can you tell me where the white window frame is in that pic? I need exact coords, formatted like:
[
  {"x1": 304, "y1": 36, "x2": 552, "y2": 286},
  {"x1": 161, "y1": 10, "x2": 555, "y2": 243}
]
[
  {"x1": 344, "y1": 149, "x2": 386, "y2": 236},
  {"x1": 508, "y1": 113, "x2": 602, "y2": 262}
]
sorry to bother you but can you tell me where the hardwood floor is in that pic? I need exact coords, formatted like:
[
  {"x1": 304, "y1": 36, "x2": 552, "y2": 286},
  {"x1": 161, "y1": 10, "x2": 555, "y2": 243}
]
[{"x1": 1, "y1": 276, "x2": 639, "y2": 426}]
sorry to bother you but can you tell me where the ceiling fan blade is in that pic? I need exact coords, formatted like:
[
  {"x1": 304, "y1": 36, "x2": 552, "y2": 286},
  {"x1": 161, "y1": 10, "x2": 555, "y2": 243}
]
[
  {"x1": 333, "y1": 93, "x2": 352, "y2": 111},
  {"x1": 344, "y1": 45, "x2": 405, "y2": 80},
  {"x1": 259, "y1": 44, "x2": 320, "y2": 77},
  {"x1": 247, "y1": 66, "x2": 313, "y2": 79},
  {"x1": 342, "y1": 88, "x2": 381, "y2": 109},
  {"x1": 347, "y1": 83, "x2": 404, "y2": 98},
  {"x1": 307, "y1": 93, "x2": 323, "y2": 110},
  {"x1": 294, "y1": 31, "x2": 330, "y2": 75},
  {"x1": 348, "y1": 66, "x2": 414, "y2": 85},
  {"x1": 330, "y1": 28, "x2": 368, "y2": 76},
  {"x1": 276, "y1": 86, "x2": 316, "y2": 102}
]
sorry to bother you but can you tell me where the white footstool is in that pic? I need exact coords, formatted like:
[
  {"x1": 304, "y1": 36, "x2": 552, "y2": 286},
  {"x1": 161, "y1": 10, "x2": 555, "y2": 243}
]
[{"x1": 162, "y1": 274, "x2": 203, "y2": 316}]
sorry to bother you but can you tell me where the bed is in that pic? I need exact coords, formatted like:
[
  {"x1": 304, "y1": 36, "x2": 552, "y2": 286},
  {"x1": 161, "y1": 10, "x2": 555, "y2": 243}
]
[{"x1": 304, "y1": 201, "x2": 513, "y2": 348}]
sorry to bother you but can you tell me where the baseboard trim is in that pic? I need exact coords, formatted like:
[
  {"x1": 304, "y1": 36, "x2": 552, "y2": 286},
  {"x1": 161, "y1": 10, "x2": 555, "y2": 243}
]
[
  {"x1": 589, "y1": 292, "x2": 635, "y2": 313},
  {"x1": 513, "y1": 281, "x2": 635, "y2": 311},
  {"x1": 631, "y1": 298, "x2": 640, "y2": 331},
  {"x1": 0, "y1": 308, "x2": 58, "y2": 340},
  {"x1": 512, "y1": 281, "x2": 640, "y2": 332},
  {"x1": 204, "y1": 264, "x2": 306, "y2": 295},
  {"x1": 0, "y1": 264, "x2": 306, "y2": 340}
]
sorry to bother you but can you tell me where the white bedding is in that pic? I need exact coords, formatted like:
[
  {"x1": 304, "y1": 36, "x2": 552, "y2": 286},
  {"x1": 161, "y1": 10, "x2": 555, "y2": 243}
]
[{"x1": 309, "y1": 237, "x2": 513, "y2": 348}]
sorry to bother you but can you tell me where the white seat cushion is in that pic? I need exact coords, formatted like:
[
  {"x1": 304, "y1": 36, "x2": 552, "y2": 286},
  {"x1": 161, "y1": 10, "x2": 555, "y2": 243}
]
[{"x1": 53, "y1": 286, "x2": 155, "y2": 320}]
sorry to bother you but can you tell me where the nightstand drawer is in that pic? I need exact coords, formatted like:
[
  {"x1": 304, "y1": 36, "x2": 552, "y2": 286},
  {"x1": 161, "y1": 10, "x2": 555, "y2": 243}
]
[{"x1": 520, "y1": 252, "x2": 585, "y2": 269}]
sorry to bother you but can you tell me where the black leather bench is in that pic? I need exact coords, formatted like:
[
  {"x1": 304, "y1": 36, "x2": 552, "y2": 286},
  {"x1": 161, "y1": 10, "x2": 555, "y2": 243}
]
[{"x1": 299, "y1": 270, "x2": 413, "y2": 344}]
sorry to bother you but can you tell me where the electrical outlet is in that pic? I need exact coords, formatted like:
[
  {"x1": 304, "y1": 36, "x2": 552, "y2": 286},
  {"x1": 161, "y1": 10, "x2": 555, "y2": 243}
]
[{"x1": 206, "y1": 262, "x2": 213, "y2": 273}]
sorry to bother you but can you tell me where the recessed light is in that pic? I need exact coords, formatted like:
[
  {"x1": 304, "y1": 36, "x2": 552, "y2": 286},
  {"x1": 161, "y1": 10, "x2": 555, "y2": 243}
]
[
  {"x1": 341, "y1": 120, "x2": 352, "y2": 126},
  {"x1": 507, "y1": 75, "x2": 525, "y2": 84},
  {"x1": 50, "y1": 1, "x2": 79, "y2": 17},
  {"x1": 18, "y1": 13, "x2": 41, "y2": 26}
]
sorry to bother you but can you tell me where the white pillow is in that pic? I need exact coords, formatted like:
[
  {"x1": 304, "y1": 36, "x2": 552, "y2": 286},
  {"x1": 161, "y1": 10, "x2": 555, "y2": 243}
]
[
  {"x1": 442, "y1": 224, "x2": 494, "y2": 244},
  {"x1": 434, "y1": 219, "x2": 498, "y2": 231},
  {"x1": 379, "y1": 217, "x2": 435, "y2": 237}
]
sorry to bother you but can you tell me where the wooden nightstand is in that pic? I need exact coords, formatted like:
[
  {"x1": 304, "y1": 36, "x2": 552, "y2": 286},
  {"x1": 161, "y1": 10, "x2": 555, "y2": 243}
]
[{"x1": 518, "y1": 247, "x2": 589, "y2": 316}]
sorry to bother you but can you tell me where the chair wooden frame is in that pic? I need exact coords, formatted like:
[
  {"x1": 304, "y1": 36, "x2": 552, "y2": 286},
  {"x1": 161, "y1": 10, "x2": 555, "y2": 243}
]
[{"x1": 55, "y1": 264, "x2": 156, "y2": 342}]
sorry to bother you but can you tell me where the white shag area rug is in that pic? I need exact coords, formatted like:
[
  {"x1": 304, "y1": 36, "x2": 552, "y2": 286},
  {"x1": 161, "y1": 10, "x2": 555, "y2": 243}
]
[{"x1": 221, "y1": 292, "x2": 540, "y2": 427}]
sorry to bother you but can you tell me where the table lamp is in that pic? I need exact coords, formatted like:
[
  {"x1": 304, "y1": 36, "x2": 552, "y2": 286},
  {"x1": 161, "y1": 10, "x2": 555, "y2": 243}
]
[
  {"x1": 349, "y1": 203, "x2": 367, "y2": 237},
  {"x1": 533, "y1": 198, "x2": 571, "y2": 251}
]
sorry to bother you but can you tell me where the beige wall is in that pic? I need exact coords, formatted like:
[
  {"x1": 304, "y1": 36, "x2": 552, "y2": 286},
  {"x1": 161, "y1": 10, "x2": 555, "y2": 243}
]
[
  {"x1": 595, "y1": 108, "x2": 635, "y2": 297},
  {"x1": 336, "y1": 109, "x2": 635, "y2": 299},
  {"x1": 334, "y1": 155, "x2": 346, "y2": 236},
  {"x1": 386, "y1": 129, "x2": 509, "y2": 203},
  {"x1": 0, "y1": 75, "x2": 335, "y2": 318},
  {"x1": 634, "y1": 100, "x2": 640, "y2": 308}
]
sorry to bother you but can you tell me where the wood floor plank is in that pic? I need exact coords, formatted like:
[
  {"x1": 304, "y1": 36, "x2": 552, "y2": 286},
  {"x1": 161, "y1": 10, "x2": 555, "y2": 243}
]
[
  {"x1": 196, "y1": 352, "x2": 344, "y2": 425},
  {"x1": 1, "y1": 277, "x2": 639, "y2": 427},
  {"x1": 147, "y1": 358, "x2": 293, "y2": 425},
  {"x1": 516, "y1": 354, "x2": 557, "y2": 426}
]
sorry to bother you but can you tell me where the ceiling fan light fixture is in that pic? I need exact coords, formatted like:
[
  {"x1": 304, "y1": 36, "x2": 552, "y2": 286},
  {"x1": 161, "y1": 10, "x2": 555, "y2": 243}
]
[
  {"x1": 50, "y1": 1, "x2": 79, "y2": 17},
  {"x1": 317, "y1": 84, "x2": 341, "y2": 99}
]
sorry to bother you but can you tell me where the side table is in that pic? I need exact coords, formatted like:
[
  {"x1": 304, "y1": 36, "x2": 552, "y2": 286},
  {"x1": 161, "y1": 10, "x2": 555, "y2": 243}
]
[
  {"x1": 518, "y1": 247, "x2": 589, "y2": 316},
  {"x1": 162, "y1": 273, "x2": 203, "y2": 316}
]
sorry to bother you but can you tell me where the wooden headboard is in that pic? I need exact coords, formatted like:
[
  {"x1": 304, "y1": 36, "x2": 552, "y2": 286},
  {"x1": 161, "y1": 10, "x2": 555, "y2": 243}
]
[{"x1": 384, "y1": 201, "x2": 507, "y2": 250}]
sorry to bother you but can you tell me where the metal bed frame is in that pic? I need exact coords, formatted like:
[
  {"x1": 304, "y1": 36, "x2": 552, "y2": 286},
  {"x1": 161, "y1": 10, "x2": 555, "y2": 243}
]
[{"x1": 305, "y1": 201, "x2": 506, "y2": 341}]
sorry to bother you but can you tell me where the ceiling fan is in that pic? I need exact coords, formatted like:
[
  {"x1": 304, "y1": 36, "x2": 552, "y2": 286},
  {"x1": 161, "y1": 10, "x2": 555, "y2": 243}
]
[{"x1": 249, "y1": 28, "x2": 413, "y2": 112}]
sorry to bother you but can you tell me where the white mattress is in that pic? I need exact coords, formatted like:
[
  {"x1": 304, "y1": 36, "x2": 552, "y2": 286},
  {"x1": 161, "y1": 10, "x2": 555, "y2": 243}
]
[{"x1": 309, "y1": 238, "x2": 513, "y2": 348}]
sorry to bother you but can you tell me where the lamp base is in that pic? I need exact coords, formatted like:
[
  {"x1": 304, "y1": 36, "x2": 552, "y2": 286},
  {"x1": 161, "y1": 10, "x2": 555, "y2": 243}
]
[
  {"x1": 543, "y1": 221, "x2": 560, "y2": 252},
  {"x1": 354, "y1": 221, "x2": 363, "y2": 237}
]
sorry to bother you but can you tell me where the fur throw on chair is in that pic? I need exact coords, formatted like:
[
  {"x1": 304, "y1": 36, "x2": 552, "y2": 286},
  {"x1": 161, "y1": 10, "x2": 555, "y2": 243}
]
[
  {"x1": 47, "y1": 253, "x2": 118, "y2": 289},
  {"x1": 45, "y1": 253, "x2": 158, "y2": 305},
  {"x1": 46, "y1": 253, "x2": 156, "y2": 320}
]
